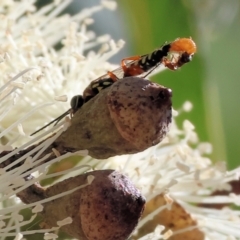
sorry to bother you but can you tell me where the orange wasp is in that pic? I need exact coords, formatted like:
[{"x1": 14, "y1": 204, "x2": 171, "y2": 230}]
[{"x1": 31, "y1": 38, "x2": 196, "y2": 135}]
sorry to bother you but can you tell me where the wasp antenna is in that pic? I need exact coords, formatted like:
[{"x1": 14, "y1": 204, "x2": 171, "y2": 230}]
[
  {"x1": 30, "y1": 109, "x2": 71, "y2": 136},
  {"x1": 53, "y1": 109, "x2": 72, "y2": 126}
]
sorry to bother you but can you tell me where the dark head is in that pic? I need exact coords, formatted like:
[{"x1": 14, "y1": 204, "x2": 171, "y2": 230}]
[
  {"x1": 70, "y1": 95, "x2": 84, "y2": 114},
  {"x1": 176, "y1": 52, "x2": 193, "y2": 68}
]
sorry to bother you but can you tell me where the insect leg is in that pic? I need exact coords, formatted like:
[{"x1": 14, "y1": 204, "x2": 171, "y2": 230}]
[
  {"x1": 107, "y1": 71, "x2": 119, "y2": 82},
  {"x1": 121, "y1": 56, "x2": 141, "y2": 72},
  {"x1": 162, "y1": 57, "x2": 178, "y2": 71}
]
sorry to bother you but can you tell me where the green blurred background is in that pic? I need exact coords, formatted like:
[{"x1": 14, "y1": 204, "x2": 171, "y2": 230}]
[
  {"x1": 129, "y1": 0, "x2": 240, "y2": 170},
  {"x1": 78, "y1": 0, "x2": 240, "y2": 169},
  {"x1": 119, "y1": 0, "x2": 240, "y2": 169},
  {"x1": 39, "y1": 0, "x2": 240, "y2": 167}
]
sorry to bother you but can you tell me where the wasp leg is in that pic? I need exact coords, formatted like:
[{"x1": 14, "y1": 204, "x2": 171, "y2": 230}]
[
  {"x1": 162, "y1": 57, "x2": 178, "y2": 71},
  {"x1": 30, "y1": 109, "x2": 71, "y2": 136},
  {"x1": 121, "y1": 56, "x2": 141, "y2": 73},
  {"x1": 107, "y1": 71, "x2": 119, "y2": 82}
]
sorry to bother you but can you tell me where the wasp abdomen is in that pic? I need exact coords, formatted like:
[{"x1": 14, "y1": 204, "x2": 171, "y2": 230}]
[{"x1": 138, "y1": 44, "x2": 171, "y2": 72}]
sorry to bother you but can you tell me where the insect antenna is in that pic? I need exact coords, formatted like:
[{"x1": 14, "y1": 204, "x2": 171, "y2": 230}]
[{"x1": 30, "y1": 109, "x2": 71, "y2": 136}]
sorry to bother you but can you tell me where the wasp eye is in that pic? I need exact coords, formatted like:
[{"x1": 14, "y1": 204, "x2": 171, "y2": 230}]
[{"x1": 180, "y1": 52, "x2": 192, "y2": 63}]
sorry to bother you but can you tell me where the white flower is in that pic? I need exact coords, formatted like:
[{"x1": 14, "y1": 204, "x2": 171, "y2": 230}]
[
  {"x1": 0, "y1": 0, "x2": 122, "y2": 239},
  {"x1": 0, "y1": 0, "x2": 122, "y2": 147},
  {"x1": 0, "y1": 1, "x2": 240, "y2": 240},
  {"x1": 91, "y1": 112, "x2": 240, "y2": 239}
]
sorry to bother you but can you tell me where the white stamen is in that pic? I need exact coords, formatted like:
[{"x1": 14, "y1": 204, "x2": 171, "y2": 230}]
[
  {"x1": 57, "y1": 217, "x2": 72, "y2": 227},
  {"x1": 32, "y1": 204, "x2": 44, "y2": 213},
  {"x1": 14, "y1": 233, "x2": 23, "y2": 240},
  {"x1": 182, "y1": 101, "x2": 193, "y2": 112},
  {"x1": 54, "y1": 95, "x2": 68, "y2": 102},
  {"x1": 101, "y1": 0, "x2": 117, "y2": 10},
  {"x1": 44, "y1": 233, "x2": 58, "y2": 240}
]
